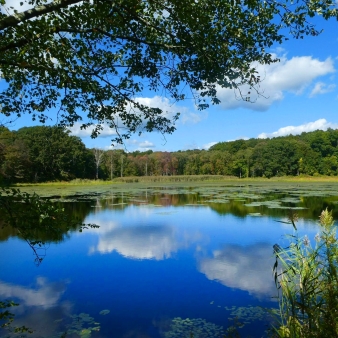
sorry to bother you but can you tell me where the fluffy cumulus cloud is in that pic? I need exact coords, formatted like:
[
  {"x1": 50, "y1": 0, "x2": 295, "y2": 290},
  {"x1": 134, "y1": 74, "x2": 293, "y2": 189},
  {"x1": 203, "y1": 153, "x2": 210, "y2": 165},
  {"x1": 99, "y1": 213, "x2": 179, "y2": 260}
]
[
  {"x1": 216, "y1": 55, "x2": 335, "y2": 111},
  {"x1": 103, "y1": 139, "x2": 155, "y2": 151},
  {"x1": 198, "y1": 243, "x2": 276, "y2": 299},
  {"x1": 0, "y1": 276, "x2": 71, "y2": 337},
  {"x1": 69, "y1": 95, "x2": 203, "y2": 139},
  {"x1": 89, "y1": 225, "x2": 179, "y2": 260},
  {"x1": 0, "y1": 277, "x2": 66, "y2": 308},
  {"x1": 138, "y1": 140, "x2": 155, "y2": 148},
  {"x1": 258, "y1": 118, "x2": 338, "y2": 139},
  {"x1": 309, "y1": 82, "x2": 336, "y2": 97},
  {"x1": 135, "y1": 96, "x2": 204, "y2": 125},
  {"x1": 68, "y1": 122, "x2": 117, "y2": 138}
]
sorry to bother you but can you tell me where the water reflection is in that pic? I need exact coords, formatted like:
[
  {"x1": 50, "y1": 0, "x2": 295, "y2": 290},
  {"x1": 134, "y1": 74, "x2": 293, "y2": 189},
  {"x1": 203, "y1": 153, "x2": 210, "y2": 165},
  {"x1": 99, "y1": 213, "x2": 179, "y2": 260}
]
[
  {"x1": 89, "y1": 225, "x2": 179, "y2": 260},
  {"x1": 2, "y1": 183, "x2": 336, "y2": 337},
  {"x1": 199, "y1": 243, "x2": 276, "y2": 299},
  {"x1": 3, "y1": 305, "x2": 72, "y2": 338},
  {"x1": 0, "y1": 277, "x2": 67, "y2": 308}
]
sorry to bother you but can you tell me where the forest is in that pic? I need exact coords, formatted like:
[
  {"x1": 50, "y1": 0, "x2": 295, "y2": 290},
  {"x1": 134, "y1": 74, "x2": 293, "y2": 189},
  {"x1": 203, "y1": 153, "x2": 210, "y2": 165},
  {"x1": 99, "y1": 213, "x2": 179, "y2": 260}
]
[{"x1": 1, "y1": 125, "x2": 338, "y2": 183}]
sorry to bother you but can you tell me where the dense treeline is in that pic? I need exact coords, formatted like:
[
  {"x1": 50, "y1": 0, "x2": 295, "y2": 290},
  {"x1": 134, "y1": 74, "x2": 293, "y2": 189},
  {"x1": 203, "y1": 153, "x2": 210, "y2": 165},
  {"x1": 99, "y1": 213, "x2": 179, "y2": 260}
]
[
  {"x1": 1, "y1": 126, "x2": 338, "y2": 183},
  {"x1": 0, "y1": 126, "x2": 95, "y2": 183}
]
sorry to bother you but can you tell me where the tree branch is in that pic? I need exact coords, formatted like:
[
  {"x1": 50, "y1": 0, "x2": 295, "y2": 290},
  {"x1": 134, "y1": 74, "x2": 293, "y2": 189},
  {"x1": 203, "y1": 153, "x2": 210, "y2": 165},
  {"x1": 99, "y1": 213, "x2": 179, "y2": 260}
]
[{"x1": 0, "y1": 0, "x2": 83, "y2": 31}]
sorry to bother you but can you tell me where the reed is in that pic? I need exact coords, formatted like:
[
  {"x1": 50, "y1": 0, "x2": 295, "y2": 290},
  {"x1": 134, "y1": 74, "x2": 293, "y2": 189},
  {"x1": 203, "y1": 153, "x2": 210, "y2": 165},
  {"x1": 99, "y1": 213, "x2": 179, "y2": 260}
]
[
  {"x1": 272, "y1": 209, "x2": 338, "y2": 337},
  {"x1": 112, "y1": 175, "x2": 238, "y2": 183}
]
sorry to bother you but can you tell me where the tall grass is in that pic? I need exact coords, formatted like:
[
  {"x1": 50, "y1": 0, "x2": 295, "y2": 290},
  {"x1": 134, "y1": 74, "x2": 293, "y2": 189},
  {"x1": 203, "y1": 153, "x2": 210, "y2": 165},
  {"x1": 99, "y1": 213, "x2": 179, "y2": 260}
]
[
  {"x1": 272, "y1": 209, "x2": 338, "y2": 337},
  {"x1": 112, "y1": 175, "x2": 238, "y2": 183}
]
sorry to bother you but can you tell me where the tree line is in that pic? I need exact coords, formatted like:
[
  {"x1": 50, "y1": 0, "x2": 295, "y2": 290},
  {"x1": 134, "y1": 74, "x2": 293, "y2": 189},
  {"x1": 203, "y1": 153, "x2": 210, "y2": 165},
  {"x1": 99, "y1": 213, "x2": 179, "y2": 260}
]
[{"x1": 1, "y1": 126, "x2": 338, "y2": 183}]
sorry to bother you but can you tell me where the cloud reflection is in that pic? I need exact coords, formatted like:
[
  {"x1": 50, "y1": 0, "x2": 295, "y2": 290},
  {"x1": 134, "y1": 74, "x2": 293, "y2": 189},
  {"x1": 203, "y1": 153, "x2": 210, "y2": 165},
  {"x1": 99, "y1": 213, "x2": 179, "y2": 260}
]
[
  {"x1": 89, "y1": 225, "x2": 179, "y2": 260},
  {"x1": 0, "y1": 277, "x2": 66, "y2": 308},
  {"x1": 199, "y1": 243, "x2": 276, "y2": 299}
]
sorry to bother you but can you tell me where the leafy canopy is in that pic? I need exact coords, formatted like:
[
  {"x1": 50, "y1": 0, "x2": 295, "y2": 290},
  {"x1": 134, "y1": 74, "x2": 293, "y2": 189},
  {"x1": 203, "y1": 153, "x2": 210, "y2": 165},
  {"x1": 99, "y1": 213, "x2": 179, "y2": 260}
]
[{"x1": 0, "y1": 0, "x2": 337, "y2": 142}]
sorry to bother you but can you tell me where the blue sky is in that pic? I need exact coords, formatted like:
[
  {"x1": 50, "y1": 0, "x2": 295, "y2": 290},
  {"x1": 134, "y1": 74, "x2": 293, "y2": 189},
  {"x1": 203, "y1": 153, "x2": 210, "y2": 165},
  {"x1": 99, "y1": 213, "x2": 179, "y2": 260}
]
[{"x1": 1, "y1": 2, "x2": 338, "y2": 152}]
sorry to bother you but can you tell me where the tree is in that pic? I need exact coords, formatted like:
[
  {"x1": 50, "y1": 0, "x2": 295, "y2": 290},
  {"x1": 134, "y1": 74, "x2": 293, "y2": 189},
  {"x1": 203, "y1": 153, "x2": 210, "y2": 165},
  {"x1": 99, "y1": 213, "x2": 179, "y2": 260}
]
[
  {"x1": 0, "y1": 127, "x2": 31, "y2": 182},
  {"x1": 1, "y1": 0, "x2": 337, "y2": 142},
  {"x1": 93, "y1": 148, "x2": 105, "y2": 179},
  {"x1": 13, "y1": 126, "x2": 94, "y2": 181}
]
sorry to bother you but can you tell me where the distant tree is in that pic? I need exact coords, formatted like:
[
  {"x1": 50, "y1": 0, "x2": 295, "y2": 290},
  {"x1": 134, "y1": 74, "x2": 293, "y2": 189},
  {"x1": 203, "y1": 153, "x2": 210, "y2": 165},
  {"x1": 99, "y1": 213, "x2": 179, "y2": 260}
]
[{"x1": 15, "y1": 126, "x2": 93, "y2": 181}]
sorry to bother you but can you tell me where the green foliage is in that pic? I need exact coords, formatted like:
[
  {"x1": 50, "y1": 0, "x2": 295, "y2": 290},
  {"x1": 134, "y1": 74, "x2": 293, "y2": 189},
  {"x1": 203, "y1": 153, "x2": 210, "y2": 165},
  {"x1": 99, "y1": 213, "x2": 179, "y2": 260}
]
[
  {"x1": 272, "y1": 209, "x2": 338, "y2": 337},
  {"x1": 1, "y1": 0, "x2": 337, "y2": 141},
  {"x1": 0, "y1": 126, "x2": 95, "y2": 183},
  {"x1": 2, "y1": 127, "x2": 338, "y2": 183},
  {"x1": 99, "y1": 129, "x2": 338, "y2": 179},
  {"x1": 0, "y1": 300, "x2": 33, "y2": 335}
]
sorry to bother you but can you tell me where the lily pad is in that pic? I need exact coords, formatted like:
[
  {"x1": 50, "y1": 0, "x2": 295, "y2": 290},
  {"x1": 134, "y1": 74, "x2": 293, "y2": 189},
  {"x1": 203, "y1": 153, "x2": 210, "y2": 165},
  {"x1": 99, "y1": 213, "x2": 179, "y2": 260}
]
[{"x1": 99, "y1": 309, "x2": 110, "y2": 315}]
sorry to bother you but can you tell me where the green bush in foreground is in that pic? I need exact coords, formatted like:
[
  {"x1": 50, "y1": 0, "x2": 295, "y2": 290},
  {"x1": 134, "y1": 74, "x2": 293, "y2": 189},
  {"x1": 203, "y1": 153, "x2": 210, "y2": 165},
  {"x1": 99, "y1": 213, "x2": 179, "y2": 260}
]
[{"x1": 273, "y1": 209, "x2": 338, "y2": 337}]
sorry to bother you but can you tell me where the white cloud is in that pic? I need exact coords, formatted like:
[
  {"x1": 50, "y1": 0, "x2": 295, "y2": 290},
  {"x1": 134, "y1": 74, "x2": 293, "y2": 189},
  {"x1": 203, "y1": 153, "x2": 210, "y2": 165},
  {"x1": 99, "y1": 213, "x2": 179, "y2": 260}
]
[
  {"x1": 139, "y1": 140, "x2": 155, "y2": 148},
  {"x1": 134, "y1": 96, "x2": 204, "y2": 125},
  {"x1": 217, "y1": 55, "x2": 335, "y2": 111},
  {"x1": 0, "y1": 277, "x2": 66, "y2": 309},
  {"x1": 68, "y1": 122, "x2": 117, "y2": 138},
  {"x1": 258, "y1": 118, "x2": 338, "y2": 139},
  {"x1": 89, "y1": 225, "x2": 179, "y2": 260},
  {"x1": 202, "y1": 142, "x2": 217, "y2": 150},
  {"x1": 105, "y1": 139, "x2": 156, "y2": 152},
  {"x1": 69, "y1": 95, "x2": 202, "y2": 139},
  {"x1": 181, "y1": 112, "x2": 206, "y2": 124},
  {"x1": 199, "y1": 244, "x2": 276, "y2": 299},
  {"x1": 103, "y1": 144, "x2": 124, "y2": 150},
  {"x1": 309, "y1": 82, "x2": 336, "y2": 97}
]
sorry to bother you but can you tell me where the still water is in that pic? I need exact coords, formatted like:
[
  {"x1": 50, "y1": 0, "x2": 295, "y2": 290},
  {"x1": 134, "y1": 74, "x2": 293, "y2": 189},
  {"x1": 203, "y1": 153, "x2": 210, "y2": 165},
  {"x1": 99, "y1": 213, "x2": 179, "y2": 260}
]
[{"x1": 1, "y1": 183, "x2": 338, "y2": 337}]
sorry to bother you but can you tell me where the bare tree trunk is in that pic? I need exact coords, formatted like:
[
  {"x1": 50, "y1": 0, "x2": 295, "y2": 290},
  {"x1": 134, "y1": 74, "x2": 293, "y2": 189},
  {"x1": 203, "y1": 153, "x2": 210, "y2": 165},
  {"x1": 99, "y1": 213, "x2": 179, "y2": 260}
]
[
  {"x1": 93, "y1": 148, "x2": 104, "y2": 179},
  {"x1": 120, "y1": 155, "x2": 124, "y2": 178},
  {"x1": 110, "y1": 153, "x2": 114, "y2": 180}
]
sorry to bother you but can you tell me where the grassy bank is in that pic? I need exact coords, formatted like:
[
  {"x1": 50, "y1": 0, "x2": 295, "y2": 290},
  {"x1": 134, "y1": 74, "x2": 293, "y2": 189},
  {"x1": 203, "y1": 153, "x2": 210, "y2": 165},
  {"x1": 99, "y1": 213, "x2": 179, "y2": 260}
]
[
  {"x1": 111, "y1": 175, "x2": 239, "y2": 183},
  {"x1": 12, "y1": 174, "x2": 338, "y2": 187}
]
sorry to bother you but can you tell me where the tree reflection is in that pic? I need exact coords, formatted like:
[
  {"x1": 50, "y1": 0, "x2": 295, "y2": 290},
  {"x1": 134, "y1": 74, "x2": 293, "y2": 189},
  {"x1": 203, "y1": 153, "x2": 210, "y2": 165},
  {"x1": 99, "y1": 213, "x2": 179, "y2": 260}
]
[{"x1": 0, "y1": 188, "x2": 98, "y2": 264}]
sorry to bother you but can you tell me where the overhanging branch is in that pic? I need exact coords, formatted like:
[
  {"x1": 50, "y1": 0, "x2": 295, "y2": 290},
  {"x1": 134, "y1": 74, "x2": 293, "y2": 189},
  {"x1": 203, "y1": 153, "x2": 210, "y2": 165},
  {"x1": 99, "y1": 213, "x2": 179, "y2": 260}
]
[{"x1": 0, "y1": 0, "x2": 83, "y2": 31}]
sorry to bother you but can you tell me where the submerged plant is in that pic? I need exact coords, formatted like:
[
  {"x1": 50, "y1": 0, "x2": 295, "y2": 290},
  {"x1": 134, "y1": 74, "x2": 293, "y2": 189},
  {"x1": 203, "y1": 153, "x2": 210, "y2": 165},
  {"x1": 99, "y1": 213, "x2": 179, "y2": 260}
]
[{"x1": 272, "y1": 208, "x2": 338, "y2": 337}]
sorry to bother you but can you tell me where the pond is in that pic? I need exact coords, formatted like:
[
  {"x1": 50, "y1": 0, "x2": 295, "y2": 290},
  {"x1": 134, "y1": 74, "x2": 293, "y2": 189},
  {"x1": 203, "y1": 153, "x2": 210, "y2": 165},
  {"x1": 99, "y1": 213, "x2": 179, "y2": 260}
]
[{"x1": 1, "y1": 182, "x2": 338, "y2": 338}]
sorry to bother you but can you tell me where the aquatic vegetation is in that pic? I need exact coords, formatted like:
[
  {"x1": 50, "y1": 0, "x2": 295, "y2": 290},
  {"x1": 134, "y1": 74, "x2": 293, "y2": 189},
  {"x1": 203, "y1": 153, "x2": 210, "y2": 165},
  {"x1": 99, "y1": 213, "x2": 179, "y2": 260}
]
[
  {"x1": 99, "y1": 309, "x2": 110, "y2": 315},
  {"x1": 54, "y1": 313, "x2": 100, "y2": 338},
  {"x1": 224, "y1": 305, "x2": 270, "y2": 325},
  {"x1": 164, "y1": 317, "x2": 225, "y2": 338},
  {"x1": 272, "y1": 209, "x2": 338, "y2": 337},
  {"x1": 278, "y1": 197, "x2": 301, "y2": 204},
  {"x1": 206, "y1": 199, "x2": 230, "y2": 204}
]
